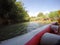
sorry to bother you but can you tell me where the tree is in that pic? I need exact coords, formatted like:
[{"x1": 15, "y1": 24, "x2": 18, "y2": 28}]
[
  {"x1": 48, "y1": 11, "x2": 58, "y2": 21},
  {"x1": 15, "y1": 2, "x2": 30, "y2": 22},
  {"x1": 37, "y1": 12, "x2": 47, "y2": 19},
  {"x1": 0, "y1": 0, "x2": 30, "y2": 25},
  {"x1": 37, "y1": 13, "x2": 44, "y2": 17}
]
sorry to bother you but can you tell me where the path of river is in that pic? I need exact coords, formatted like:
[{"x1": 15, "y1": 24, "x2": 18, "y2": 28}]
[{"x1": 0, "y1": 22, "x2": 47, "y2": 41}]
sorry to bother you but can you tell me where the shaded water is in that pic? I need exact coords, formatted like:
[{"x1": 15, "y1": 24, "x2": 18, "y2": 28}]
[{"x1": 0, "y1": 22, "x2": 47, "y2": 41}]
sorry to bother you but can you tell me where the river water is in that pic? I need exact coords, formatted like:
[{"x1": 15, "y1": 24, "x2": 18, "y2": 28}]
[
  {"x1": 26, "y1": 22, "x2": 46, "y2": 32},
  {"x1": 0, "y1": 22, "x2": 47, "y2": 41}
]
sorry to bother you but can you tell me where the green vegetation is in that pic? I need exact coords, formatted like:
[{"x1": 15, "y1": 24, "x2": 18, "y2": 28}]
[
  {"x1": 30, "y1": 10, "x2": 60, "y2": 23},
  {"x1": 48, "y1": 11, "x2": 58, "y2": 21},
  {"x1": 0, "y1": 0, "x2": 30, "y2": 25},
  {"x1": 37, "y1": 12, "x2": 45, "y2": 18}
]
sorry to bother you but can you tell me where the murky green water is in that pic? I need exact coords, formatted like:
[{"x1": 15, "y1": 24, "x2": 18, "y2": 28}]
[{"x1": 0, "y1": 22, "x2": 47, "y2": 41}]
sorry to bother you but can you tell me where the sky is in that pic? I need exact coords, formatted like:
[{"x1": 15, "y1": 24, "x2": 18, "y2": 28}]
[{"x1": 16, "y1": 0, "x2": 60, "y2": 17}]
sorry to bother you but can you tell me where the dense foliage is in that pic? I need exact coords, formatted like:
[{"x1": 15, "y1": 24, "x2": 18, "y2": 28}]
[
  {"x1": 37, "y1": 13, "x2": 44, "y2": 17},
  {"x1": 48, "y1": 10, "x2": 60, "y2": 21},
  {"x1": 37, "y1": 10, "x2": 60, "y2": 22},
  {"x1": 37, "y1": 12, "x2": 47, "y2": 20},
  {"x1": 0, "y1": 0, "x2": 30, "y2": 25}
]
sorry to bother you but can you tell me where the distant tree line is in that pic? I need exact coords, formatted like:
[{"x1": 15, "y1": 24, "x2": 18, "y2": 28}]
[
  {"x1": 0, "y1": 0, "x2": 30, "y2": 25},
  {"x1": 37, "y1": 10, "x2": 60, "y2": 21}
]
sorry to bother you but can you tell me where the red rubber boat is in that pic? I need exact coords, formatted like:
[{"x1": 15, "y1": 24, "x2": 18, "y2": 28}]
[{"x1": 0, "y1": 23, "x2": 60, "y2": 45}]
